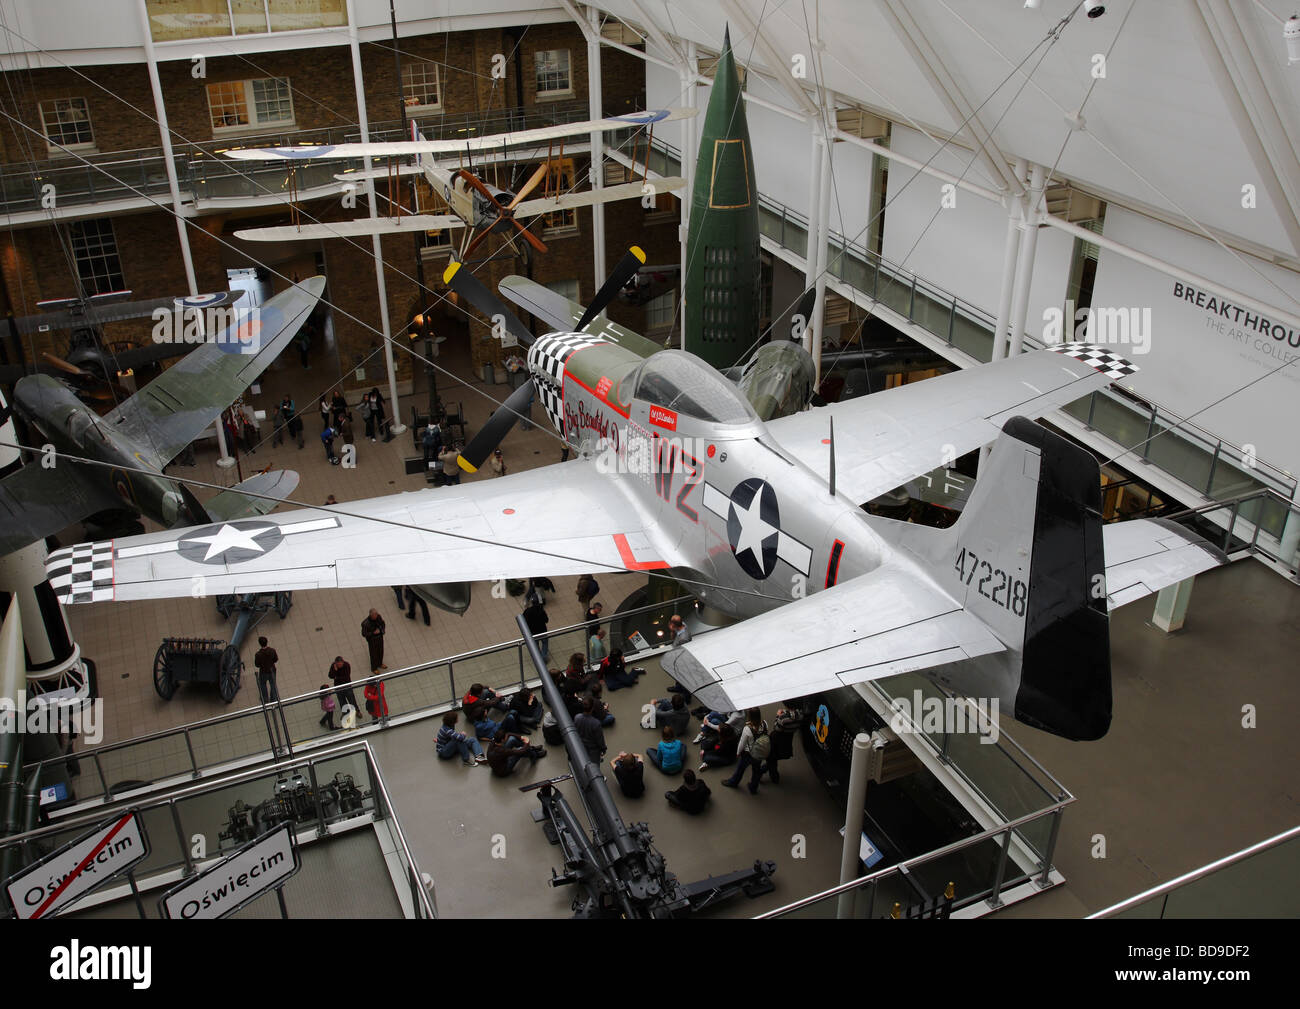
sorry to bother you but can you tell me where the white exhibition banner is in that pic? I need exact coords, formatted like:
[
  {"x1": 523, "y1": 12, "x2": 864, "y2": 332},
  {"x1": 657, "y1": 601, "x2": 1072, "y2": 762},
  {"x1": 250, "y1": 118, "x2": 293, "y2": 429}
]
[{"x1": 1087, "y1": 207, "x2": 1300, "y2": 481}]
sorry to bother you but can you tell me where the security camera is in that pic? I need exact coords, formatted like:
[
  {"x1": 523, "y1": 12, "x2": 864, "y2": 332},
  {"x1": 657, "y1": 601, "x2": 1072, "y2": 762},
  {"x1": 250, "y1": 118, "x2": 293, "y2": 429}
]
[
  {"x1": 1081, "y1": 1, "x2": 1105, "y2": 17},
  {"x1": 1286, "y1": 15, "x2": 1300, "y2": 65}
]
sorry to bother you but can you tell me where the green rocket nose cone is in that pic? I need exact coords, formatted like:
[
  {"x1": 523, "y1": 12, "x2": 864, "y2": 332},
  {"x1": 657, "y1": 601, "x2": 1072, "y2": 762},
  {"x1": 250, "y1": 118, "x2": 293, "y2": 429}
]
[{"x1": 684, "y1": 28, "x2": 760, "y2": 371}]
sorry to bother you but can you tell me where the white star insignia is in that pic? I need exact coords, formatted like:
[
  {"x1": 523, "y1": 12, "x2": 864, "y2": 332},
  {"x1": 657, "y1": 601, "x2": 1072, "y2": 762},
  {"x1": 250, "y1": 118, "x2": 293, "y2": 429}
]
[
  {"x1": 731, "y1": 492, "x2": 776, "y2": 565},
  {"x1": 188, "y1": 524, "x2": 275, "y2": 562}
]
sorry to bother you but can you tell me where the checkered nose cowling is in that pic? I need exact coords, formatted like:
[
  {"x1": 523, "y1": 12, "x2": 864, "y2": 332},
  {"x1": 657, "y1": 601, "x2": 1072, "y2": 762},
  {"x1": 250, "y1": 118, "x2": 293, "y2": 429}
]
[
  {"x1": 527, "y1": 331, "x2": 608, "y2": 434},
  {"x1": 1049, "y1": 342, "x2": 1140, "y2": 381},
  {"x1": 46, "y1": 541, "x2": 114, "y2": 604}
]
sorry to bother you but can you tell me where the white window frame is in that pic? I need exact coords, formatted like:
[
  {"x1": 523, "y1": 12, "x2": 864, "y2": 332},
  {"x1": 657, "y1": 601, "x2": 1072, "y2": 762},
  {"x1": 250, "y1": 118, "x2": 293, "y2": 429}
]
[
  {"x1": 534, "y1": 49, "x2": 573, "y2": 99},
  {"x1": 645, "y1": 291, "x2": 675, "y2": 332},
  {"x1": 207, "y1": 78, "x2": 295, "y2": 136},
  {"x1": 402, "y1": 61, "x2": 442, "y2": 114},
  {"x1": 39, "y1": 97, "x2": 96, "y2": 156},
  {"x1": 70, "y1": 219, "x2": 125, "y2": 296}
]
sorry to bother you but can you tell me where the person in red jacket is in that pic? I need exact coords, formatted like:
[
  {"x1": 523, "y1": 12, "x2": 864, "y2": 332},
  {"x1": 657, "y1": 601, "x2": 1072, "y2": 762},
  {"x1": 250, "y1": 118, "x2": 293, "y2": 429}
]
[{"x1": 364, "y1": 679, "x2": 388, "y2": 723}]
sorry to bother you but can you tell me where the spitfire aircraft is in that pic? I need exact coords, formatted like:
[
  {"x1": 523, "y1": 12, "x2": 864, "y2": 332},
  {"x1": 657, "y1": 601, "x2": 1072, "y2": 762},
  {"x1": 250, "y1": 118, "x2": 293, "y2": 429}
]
[
  {"x1": 0, "y1": 278, "x2": 323, "y2": 555},
  {"x1": 226, "y1": 109, "x2": 692, "y2": 258},
  {"x1": 42, "y1": 257, "x2": 1223, "y2": 741}
]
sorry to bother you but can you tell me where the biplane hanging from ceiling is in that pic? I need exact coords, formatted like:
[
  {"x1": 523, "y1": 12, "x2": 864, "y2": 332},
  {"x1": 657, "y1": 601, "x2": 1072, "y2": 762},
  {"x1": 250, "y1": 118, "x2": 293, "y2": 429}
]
[{"x1": 225, "y1": 108, "x2": 693, "y2": 259}]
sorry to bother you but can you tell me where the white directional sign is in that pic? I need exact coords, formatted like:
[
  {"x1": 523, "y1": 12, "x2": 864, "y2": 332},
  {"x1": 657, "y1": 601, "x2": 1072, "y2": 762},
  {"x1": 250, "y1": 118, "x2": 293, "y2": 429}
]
[
  {"x1": 5, "y1": 809, "x2": 149, "y2": 919},
  {"x1": 160, "y1": 823, "x2": 299, "y2": 919}
]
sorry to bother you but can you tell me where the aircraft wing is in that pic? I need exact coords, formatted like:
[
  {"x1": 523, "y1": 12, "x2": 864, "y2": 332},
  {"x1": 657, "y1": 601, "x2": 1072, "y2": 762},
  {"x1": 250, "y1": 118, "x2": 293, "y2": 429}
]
[
  {"x1": 45, "y1": 459, "x2": 677, "y2": 604},
  {"x1": 100, "y1": 277, "x2": 324, "y2": 471},
  {"x1": 1101, "y1": 517, "x2": 1229, "y2": 610},
  {"x1": 660, "y1": 562, "x2": 1006, "y2": 713},
  {"x1": 498, "y1": 276, "x2": 664, "y2": 358},
  {"x1": 0, "y1": 460, "x2": 126, "y2": 555},
  {"x1": 766, "y1": 344, "x2": 1138, "y2": 506},
  {"x1": 222, "y1": 109, "x2": 698, "y2": 161},
  {"x1": 234, "y1": 216, "x2": 463, "y2": 242},
  {"x1": 512, "y1": 177, "x2": 685, "y2": 219}
]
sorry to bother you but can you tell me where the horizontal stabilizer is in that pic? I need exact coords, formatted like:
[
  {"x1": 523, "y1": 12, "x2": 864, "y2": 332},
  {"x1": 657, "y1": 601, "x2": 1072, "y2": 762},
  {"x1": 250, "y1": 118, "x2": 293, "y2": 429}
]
[
  {"x1": 206, "y1": 469, "x2": 301, "y2": 522},
  {"x1": 1101, "y1": 518, "x2": 1228, "y2": 609},
  {"x1": 661, "y1": 564, "x2": 1005, "y2": 713}
]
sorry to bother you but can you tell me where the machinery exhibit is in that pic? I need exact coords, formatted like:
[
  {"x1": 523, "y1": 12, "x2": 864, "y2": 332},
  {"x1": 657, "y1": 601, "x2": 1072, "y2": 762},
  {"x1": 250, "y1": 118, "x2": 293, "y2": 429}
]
[{"x1": 0, "y1": 0, "x2": 1295, "y2": 953}]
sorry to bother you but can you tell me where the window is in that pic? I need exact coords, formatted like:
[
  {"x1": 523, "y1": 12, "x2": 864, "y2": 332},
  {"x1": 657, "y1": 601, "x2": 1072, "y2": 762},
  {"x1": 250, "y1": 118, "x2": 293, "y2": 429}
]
[
  {"x1": 39, "y1": 98, "x2": 95, "y2": 154},
  {"x1": 542, "y1": 159, "x2": 578, "y2": 234},
  {"x1": 645, "y1": 292, "x2": 675, "y2": 331},
  {"x1": 69, "y1": 220, "x2": 125, "y2": 296},
  {"x1": 402, "y1": 62, "x2": 441, "y2": 112},
  {"x1": 534, "y1": 49, "x2": 572, "y2": 97},
  {"x1": 206, "y1": 78, "x2": 294, "y2": 133}
]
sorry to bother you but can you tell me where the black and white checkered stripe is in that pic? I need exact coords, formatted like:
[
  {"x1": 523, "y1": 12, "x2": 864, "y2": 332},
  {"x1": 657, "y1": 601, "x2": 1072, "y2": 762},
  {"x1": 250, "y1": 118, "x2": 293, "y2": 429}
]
[
  {"x1": 527, "y1": 331, "x2": 608, "y2": 432},
  {"x1": 1050, "y1": 342, "x2": 1139, "y2": 381},
  {"x1": 46, "y1": 541, "x2": 114, "y2": 604}
]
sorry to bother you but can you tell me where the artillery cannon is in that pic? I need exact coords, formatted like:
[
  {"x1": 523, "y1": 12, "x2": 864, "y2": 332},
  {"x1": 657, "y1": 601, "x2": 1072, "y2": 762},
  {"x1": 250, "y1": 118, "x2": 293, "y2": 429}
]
[
  {"x1": 153, "y1": 637, "x2": 241, "y2": 702},
  {"x1": 514, "y1": 615, "x2": 776, "y2": 918}
]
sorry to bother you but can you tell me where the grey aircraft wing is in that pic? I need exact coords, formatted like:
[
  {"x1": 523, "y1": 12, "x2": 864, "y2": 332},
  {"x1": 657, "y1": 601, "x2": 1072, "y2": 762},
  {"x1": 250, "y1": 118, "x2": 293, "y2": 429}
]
[
  {"x1": 45, "y1": 458, "x2": 680, "y2": 604},
  {"x1": 0, "y1": 460, "x2": 126, "y2": 554},
  {"x1": 100, "y1": 277, "x2": 324, "y2": 470},
  {"x1": 766, "y1": 343, "x2": 1138, "y2": 506}
]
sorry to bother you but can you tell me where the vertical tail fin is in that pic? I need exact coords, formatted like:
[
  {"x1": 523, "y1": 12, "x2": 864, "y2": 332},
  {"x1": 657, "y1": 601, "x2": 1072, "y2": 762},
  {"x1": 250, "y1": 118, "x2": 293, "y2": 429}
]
[{"x1": 902, "y1": 417, "x2": 1111, "y2": 740}]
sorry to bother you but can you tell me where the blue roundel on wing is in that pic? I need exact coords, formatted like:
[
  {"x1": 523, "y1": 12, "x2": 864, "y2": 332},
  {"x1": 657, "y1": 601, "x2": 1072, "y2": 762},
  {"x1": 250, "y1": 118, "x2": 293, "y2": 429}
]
[{"x1": 725, "y1": 477, "x2": 780, "y2": 580}]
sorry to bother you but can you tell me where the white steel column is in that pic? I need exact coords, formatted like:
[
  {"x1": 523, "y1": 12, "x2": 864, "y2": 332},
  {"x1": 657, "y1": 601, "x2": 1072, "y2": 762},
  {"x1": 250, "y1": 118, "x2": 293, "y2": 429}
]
[
  {"x1": 809, "y1": 131, "x2": 833, "y2": 384},
  {"x1": 1006, "y1": 162, "x2": 1046, "y2": 360},
  {"x1": 837, "y1": 733, "x2": 875, "y2": 919},
  {"x1": 802, "y1": 130, "x2": 824, "y2": 359},
  {"x1": 136, "y1": 1, "x2": 198, "y2": 298},
  {"x1": 587, "y1": 6, "x2": 607, "y2": 295},
  {"x1": 347, "y1": 1, "x2": 403, "y2": 432},
  {"x1": 679, "y1": 39, "x2": 696, "y2": 342},
  {"x1": 990, "y1": 158, "x2": 1027, "y2": 363}
]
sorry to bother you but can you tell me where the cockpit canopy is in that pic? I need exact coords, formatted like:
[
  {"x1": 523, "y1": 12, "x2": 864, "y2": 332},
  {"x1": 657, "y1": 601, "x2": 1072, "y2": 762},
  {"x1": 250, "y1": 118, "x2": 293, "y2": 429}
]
[{"x1": 630, "y1": 350, "x2": 758, "y2": 425}]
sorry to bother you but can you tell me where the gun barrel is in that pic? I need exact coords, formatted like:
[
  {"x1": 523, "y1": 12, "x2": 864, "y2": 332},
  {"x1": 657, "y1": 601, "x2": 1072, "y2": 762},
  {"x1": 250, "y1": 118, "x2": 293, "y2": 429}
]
[{"x1": 514, "y1": 615, "x2": 639, "y2": 864}]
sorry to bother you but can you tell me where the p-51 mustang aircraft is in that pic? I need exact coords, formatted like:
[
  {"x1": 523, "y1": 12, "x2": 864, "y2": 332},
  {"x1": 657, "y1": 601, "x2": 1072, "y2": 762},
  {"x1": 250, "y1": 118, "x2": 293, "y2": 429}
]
[
  {"x1": 1, "y1": 278, "x2": 323, "y2": 555},
  {"x1": 44, "y1": 257, "x2": 1223, "y2": 740},
  {"x1": 227, "y1": 109, "x2": 691, "y2": 258}
]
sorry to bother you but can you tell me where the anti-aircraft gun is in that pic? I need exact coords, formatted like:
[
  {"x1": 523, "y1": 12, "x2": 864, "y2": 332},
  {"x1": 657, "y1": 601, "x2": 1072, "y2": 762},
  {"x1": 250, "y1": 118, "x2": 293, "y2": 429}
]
[{"x1": 514, "y1": 615, "x2": 776, "y2": 918}]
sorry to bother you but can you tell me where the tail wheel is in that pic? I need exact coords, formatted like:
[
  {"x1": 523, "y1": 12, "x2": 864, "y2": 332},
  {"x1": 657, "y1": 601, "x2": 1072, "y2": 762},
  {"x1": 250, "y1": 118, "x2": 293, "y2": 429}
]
[
  {"x1": 153, "y1": 645, "x2": 176, "y2": 700},
  {"x1": 275, "y1": 591, "x2": 293, "y2": 619},
  {"x1": 219, "y1": 647, "x2": 243, "y2": 702}
]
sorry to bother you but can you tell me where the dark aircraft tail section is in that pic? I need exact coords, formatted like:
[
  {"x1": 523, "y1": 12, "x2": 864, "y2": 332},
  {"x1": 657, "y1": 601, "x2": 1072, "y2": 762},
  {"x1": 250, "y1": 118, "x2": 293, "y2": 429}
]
[{"x1": 897, "y1": 417, "x2": 1111, "y2": 740}]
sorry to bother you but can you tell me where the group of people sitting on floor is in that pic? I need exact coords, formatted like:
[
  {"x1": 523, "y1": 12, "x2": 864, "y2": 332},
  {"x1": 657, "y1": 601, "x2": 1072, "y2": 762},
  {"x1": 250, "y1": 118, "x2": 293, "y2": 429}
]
[
  {"x1": 431, "y1": 646, "x2": 808, "y2": 814},
  {"x1": 435, "y1": 682, "x2": 547, "y2": 776}
]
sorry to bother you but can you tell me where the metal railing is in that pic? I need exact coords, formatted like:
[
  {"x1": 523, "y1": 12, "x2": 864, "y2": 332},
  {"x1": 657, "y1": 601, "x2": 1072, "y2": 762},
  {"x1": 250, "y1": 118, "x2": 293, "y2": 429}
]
[
  {"x1": 1, "y1": 740, "x2": 436, "y2": 919},
  {"x1": 24, "y1": 593, "x2": 697, "y2": 802},
  {"x1": 756, "y1": 796, "x2": 1074, "y2": 918},
  {"x1": 1088, "y1": 823, "x2": 1300, "y2": 918}
]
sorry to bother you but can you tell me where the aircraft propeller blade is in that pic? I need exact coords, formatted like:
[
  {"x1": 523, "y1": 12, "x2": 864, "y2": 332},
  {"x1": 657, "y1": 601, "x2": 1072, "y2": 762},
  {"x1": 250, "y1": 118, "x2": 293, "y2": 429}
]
[
  {"x1": 456, "y1": 377, "x2": 536, "y2": 474},
  {"x1": 503, "y1": 214, "x2": 548, "y2": 255},
  {"x1": 441, "y1": 258, "x2": 535, "y2": 347},
  {"x1": 40, "y1": 352, "x2": 90, "y2": 378},
  {"x1": 791, "y1": 287, "x2": 818, "y2": 340},
  {"x1": 507, "y1": 162, "x2": 550, "y2": 211},
  {"x1": 576, "y1": 246, "x2": 647, "y2": 331}
]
